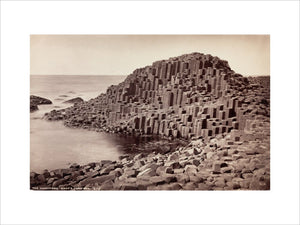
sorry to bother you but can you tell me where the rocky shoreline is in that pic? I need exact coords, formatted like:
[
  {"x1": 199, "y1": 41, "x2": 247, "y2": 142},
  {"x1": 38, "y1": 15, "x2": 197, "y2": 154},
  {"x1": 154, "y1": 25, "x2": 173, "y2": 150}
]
[
  {"x1": 30, "y1": 115, "x2": 270, "y2": 190},
  {"x1": 31, "y1": 53, "x2": 270, "y2": 190}
]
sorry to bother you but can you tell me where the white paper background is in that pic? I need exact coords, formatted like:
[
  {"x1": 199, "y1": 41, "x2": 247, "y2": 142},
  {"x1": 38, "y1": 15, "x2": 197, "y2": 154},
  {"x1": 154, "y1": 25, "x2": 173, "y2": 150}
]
[{"x1": 1, "y1": 1, "x2": 299, "y2": 224}]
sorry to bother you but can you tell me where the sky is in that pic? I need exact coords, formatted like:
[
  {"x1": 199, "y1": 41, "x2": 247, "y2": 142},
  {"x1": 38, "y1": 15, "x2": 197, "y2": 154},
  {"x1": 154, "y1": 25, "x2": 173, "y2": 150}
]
[{"x1": 30, "y1": 35, "x2": 270, "y2": 76}]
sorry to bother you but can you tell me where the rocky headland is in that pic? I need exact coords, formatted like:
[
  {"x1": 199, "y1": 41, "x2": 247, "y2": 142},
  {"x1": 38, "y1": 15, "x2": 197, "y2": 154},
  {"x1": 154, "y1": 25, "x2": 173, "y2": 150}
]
[
  {"x1": 31, "y1": 52, "x2": 270, "y2": 190},
  {"x1": 30, "y1": 95, "x2": 52, "y2": 112}
]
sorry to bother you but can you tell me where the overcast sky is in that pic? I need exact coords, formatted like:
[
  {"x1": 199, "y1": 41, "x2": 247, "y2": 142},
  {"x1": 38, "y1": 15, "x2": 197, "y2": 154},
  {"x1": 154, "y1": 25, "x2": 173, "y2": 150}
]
[{"x1": 30, "y1": 35, "x2": 270, "y2": 76}]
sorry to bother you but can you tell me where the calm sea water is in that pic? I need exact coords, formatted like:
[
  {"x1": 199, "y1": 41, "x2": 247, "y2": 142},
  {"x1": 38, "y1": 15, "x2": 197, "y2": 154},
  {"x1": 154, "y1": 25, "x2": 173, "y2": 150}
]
[{"x1": 30, "y1": 75, "x2": 129, "y2": 173}]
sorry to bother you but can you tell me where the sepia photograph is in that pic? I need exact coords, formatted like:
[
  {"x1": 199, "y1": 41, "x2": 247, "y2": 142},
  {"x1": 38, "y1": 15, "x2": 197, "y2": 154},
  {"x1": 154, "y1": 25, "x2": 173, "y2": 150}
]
[
  {"x1": 30, "y1": 35, "x2": 270, "y2": 191},
  {"x1": 1, "y1": 1, "x2": 299, "y2": 224}
]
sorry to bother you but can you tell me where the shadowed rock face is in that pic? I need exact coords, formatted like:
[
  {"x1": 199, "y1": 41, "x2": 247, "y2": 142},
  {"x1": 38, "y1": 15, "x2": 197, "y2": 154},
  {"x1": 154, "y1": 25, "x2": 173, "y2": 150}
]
[
  {"x1": 44, "y1": 52, "x2": 269, "y2": 141},
  {"x1": 63, "y1": 97, "x2": 84, "y2": 104},
  {"x1": 30, "y1": 95, "x2": 52, "y2": 112}
]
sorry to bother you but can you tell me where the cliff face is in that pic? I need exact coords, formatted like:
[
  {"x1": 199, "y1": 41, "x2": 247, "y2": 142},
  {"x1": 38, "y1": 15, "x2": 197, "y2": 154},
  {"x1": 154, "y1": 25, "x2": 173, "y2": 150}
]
[{"x1": 45, "y1": 52, "x2": 269, "y2": 140}]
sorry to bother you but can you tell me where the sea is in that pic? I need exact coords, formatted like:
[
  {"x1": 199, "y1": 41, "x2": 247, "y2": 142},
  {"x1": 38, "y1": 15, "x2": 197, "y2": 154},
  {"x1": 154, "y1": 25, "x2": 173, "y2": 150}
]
[{"x1": 30, "y1": 75, "x2": 185, "y2": 173}]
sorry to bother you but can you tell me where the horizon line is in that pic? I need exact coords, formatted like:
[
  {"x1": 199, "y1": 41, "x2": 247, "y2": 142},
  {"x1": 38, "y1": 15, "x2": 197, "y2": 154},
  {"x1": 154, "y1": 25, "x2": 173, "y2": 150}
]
[{"x1": 30, "y1": 74, "x2": 270, "y2": 77}]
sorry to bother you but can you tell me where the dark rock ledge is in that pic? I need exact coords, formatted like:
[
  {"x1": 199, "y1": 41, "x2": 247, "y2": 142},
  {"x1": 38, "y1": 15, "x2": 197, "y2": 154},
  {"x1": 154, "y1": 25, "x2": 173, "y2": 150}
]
[
  {"x1": 63, "y1": 97, "x2": 84, "y2": 104},
  {"x1": 30, "y1": 95, "x2": 52, "y2": 112}
]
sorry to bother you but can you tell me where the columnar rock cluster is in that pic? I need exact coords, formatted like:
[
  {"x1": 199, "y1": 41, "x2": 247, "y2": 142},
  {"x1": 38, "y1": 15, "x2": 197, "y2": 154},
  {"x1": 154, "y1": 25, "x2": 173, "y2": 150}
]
[{"x1": 45, "y1": 52, "x2": 269, "y2": 141}]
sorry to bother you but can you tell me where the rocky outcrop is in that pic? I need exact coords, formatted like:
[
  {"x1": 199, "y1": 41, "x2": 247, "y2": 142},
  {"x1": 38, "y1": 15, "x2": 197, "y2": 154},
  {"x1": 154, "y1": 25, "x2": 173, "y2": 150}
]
[
  {"x1": 44, "y1": 53, "x2": 269, "y2": 141},
  {"x1": 30, "y1": 95, "x2": 52, "y2": 112},
  {"x1": 30, "y1": 104, "x2": 38, "y2": 112},
  {"x1": 63, "y1": 97, "x2": 84, "y2": 104}
]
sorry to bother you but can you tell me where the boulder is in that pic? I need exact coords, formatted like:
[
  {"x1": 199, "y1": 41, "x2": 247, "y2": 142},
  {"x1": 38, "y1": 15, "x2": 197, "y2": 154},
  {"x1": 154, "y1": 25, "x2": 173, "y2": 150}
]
[
  {"x1": 192, "y1": 159, "x2": 200, "y2": 166},
  {"x1": 149, "y1": 176, "x2": 166, "y2": 185},
  {"x1": 123, "y1": 168, "x2": 138, "y2": 178},
  {"x1": 189, "y1": 175, "x2": 204, "y2": 183},
  {"x1": 30, "y1": 172, "x2": 37, "y2": 178},
  {"x1": 221, "y1": 166, "x2": 233, "y2": 174},
  {"x1": 162, "y1": 183, "x2": 182, "y2": 190},
  {"x1": 100, "y1": 160, "x2": 113, "y2": 166},
  {"x1": 87, "y1": 170, "x2": 100, "y2": 178},
  {"x1": 183, "y1": 182, "x2": 197, "y2": 190},
  {"x1": 214, "y1": 177, "x2": 226, "y2": 188},
  {"x1": 94, "y1": 165, "x2": 102, "y2": 171},
  {"x1": 212, "y1": 162, "x2": 221, "y2": 174},
  {"x1": 173, "y1": 168, "x2": 184, "y2": 174},
  {"x1": 109, "y1": 168, "x2": 123, "y2": 178},
  {"x1": 37, "y1": 174, "x2": 46, "y2": 183},
  {"x1": 136, "y1": 180, "x2": 152, "y2": 190},
  {"x1": 43, "y1": 170, "x2": 50, "y2": 178},
  {"x1": 186, "y1": 148, "x2": 201, "y2": 156},
  {"x1": 79, "y1": 174, "x2": 115, "y2": 187},
  {"x1": 99, "y1": 180, "x2": 114, "y2": 190},
  {"x1": 133, "y1": 153, "x2": 145, "y2": 161},
  {"x1": 165, "y1": 161, "x2": 181, "y2": 169},
  {"x1": 184, "y1": 165, "x2": 198, "y2": 175},
  {"x1": 30, "y1": 95, "x2": 52, "y2": 112},
  {"x1": 179, "y1": 159, "x2": 192, "y2": 168},
  {"x1": 76, "y1": 175, "x2": 86, "y2": 182},
  {"x1": 165, "y1": 167, "x2": 174, "y2": 174},
  {"x1": 197, "y1": 183, "x2": 211, "y2": 190},
  {"x1": 167, "y1": 152, "x2": 179, "y2": 161},
  {"x1": 53, "y1": 168, "x2": 72, "y2": 177},
  {"x1": 137, "y1": 167, "x2": 157, "y2": 177},
  {"x1": 176, "y1": 174, "x2": 190, "y2": 184},
  {"x1": 119, "y1": 155, "x2": 130, "y2": 160},
  {"x1": 156, "y1": 166, "x2": 166, "y2": 176},
  {"x1": 30, "y1": 104, "x2": 38, "y2": 112},
  {"x1": 63, "y1": 97, "x2": 84, "y2": 104},
  {"x1": 70, "y1": 163, "x2": 80, "y2": 169},
  {"x1": 161, "y1": 174, "x2": 177, "y2": 183},
  {"x1": 47, "y1": 177, "x2": 57, "y2": 185},
  {"x1": 120, "y1": 183, "x2": 138, "y2": 190},
  {"x1": 52, "y1": 178, "x2": 66, "y2": 187},
  {"x1": 100, "y1": 164, "x2": 116, "y2": 175},
  {"x1": 133, "y1": 160, "x2": 145, "y2": 169}
]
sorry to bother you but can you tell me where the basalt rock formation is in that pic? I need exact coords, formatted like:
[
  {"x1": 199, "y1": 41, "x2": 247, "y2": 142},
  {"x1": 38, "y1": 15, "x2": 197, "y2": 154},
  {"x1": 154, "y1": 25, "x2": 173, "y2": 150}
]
[
  {"x1": 34, "y1": 52, "x2": 270, "y2": 190},
  {"x1": 45, "y1": 52, "x2": 269, "y2": 141},
  {"x1": 30, "y1": 95, "x2": 52, "y2": 112}
]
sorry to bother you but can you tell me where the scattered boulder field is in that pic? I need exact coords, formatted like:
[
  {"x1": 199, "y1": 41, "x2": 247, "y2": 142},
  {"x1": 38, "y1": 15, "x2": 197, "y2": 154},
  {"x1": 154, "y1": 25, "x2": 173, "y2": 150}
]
[{"x1": 30, "y1": 124, "x2": 270, "y2": 190}]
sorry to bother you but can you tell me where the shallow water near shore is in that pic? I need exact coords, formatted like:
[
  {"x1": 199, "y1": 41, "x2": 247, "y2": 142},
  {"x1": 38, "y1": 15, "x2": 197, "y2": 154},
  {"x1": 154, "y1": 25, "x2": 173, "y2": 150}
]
[
  {"x1": 30, "y1": 114, "x2": 186, "y2": 173},
  {"x1": 30, "y1": 75, "x2": 186, "y2": 173}
]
